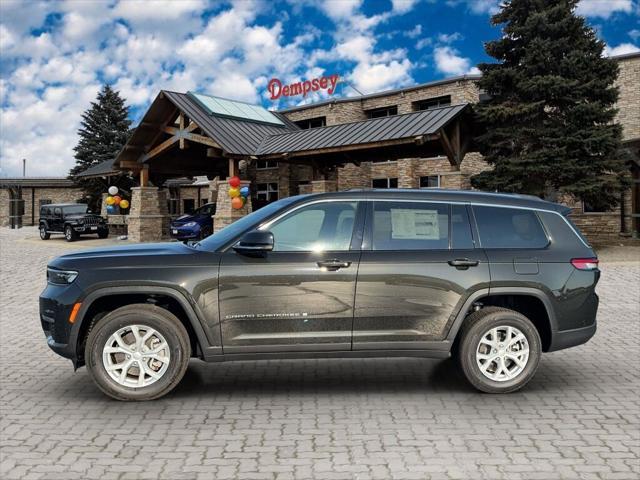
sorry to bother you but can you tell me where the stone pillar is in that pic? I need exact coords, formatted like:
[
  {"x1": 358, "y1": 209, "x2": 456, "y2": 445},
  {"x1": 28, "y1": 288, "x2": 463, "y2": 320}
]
[
  {"x1": 127, "y1": 187, "x2": 169, "y2": 242},
  {"x1": 311, "y1": 179, "x2": 337, "y2": 193},
  {"x1": 298, "y1": 183, "x2": 313, "y2": 195},
  {"x1": 397, "y1": 158, "x2": 419, "y2": 188},
  {"x1": 208, "y1": 177, "x2": 219, "y2": 202},
  {"x1": 100, "y1": 193, "x2": 108, "y2": 217},
  {"x1": 278, "y1": 163, "x2": 291, "y2": 198},
  {"x1": 212, "y1": 180, "x2": 253, "y2": 232}
]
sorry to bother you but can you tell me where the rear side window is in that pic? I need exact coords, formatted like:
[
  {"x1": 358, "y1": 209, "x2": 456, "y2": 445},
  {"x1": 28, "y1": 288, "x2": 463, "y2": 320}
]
[
  {"x1": 372, "y1": 201, "x2": 449, "y2": 250},
  {"x1": 473, "y1": 206, "x2": 548, "y2": 249}
]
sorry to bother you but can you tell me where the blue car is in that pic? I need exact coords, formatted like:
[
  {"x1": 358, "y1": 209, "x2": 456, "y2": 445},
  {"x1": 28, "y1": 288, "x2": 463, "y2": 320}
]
[{"x1": 169, "y1": 203, "x2": 216, "y2": 241}]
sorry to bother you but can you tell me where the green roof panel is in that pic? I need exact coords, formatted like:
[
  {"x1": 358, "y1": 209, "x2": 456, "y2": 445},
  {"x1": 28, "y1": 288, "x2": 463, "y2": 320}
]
[{"x1": 188, "y1": 92, "x2": 284, "y2": 126}]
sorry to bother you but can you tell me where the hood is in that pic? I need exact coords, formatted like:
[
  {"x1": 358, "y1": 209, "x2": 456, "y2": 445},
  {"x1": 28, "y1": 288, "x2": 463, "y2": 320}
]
[
  {"x1": 66, "y1": 213, "x2": 103, "y2": 220},
  {"x1": 172, "y1": 213, "x2": 199, "y2": 223},
  {"x1": 48, "y1": 241, "x2": 195, "y2": 270}
]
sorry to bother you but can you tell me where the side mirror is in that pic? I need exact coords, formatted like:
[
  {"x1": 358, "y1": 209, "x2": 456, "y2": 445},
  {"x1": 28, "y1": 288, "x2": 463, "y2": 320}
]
[{"x1": 233, "y1": 230, "x2": 274, "y2": 256}]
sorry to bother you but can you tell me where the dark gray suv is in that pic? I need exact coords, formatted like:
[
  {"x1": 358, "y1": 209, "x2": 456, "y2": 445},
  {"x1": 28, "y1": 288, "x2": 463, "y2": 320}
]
[{"x1": 40, "y1": 190, "x2": 599, "y2": 400}]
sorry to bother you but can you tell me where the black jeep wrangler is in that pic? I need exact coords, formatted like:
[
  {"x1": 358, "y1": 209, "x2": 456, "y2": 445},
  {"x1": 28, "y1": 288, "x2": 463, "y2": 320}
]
[{"x1": 39, "y1": 203, "x2": 109, "y2": 242}]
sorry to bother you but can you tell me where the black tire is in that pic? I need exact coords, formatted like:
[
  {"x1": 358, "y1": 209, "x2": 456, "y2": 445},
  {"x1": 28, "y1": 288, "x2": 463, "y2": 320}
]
[
  {"x1": 39, "y1": 225, "x2": 50, "y2": 240},
  {"x1": 85, "y1": 304, "x2": 191, "y2": 401},
  {"x1": 98, "y1": 229, "x2": 109, "y2": 239},
  {"x1": 64, "y1": 225, "x2": 77, "y2": 242},
  {"x1": 457, "y1": 306, "x2": 541, "y2": 394}
]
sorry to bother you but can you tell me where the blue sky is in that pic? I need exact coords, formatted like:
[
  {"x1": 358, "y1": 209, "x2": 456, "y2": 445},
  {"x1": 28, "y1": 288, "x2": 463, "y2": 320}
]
[{"x1": 0, "y1": 0, "x2": 638, "y2": 177}]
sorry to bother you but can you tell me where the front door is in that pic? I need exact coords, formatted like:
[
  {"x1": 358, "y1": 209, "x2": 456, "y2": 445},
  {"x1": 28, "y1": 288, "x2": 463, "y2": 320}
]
[
  {"x1": 219, "y1": 200, "x2": 364, "y2": 354},
  {"x1": 353, "y1": 201, "x2": 490, "y2": 350}
]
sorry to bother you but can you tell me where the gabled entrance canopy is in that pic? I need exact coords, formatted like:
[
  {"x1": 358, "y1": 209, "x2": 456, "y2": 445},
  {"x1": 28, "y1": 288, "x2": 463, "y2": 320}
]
[{"x1": 113, "y1": 90, "x2": 475, "y2": 185}]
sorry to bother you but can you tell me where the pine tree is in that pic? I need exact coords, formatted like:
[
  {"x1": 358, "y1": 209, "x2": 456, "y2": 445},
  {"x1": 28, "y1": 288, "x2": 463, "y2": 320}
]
[
  {"x1": 69, "y1": 85, "x2": 133, "y2": 210},
  {"x1": 471, "y1": 0, "x2": 628, "y2": 209}
]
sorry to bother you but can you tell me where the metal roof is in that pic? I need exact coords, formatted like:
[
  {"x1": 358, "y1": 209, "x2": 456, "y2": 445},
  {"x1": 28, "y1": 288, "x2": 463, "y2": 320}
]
[
  {"x1": 0, "y1": 177, "x2": 77, "y2": 188},
  {"x1": 256, "y1": 103, "x2": 469, "y2": 155},
  {"x1": 163, "y1": 91, "x2": 294, "y2": 155},
  {"x1": 75, "y1": 159, "x2": 120, "y2": 178}
]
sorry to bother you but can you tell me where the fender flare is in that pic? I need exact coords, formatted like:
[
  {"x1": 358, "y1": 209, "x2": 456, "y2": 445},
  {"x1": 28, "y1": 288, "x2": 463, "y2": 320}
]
[
  {"x1": 445, "y1": 287, "x2": 558, "y2": 343},
  {"x1": 71, "y1": 285, "x2": 219, "y2": 359}
]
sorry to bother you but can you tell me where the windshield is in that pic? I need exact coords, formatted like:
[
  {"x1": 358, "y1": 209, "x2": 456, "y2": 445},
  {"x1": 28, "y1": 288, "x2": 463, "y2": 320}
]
[
  {"x1": 63, "y1": 205, "x2": 89, "y2": 215},
  {"x1": 196, "y1": 196, "x2": 301, "y2": 251}
]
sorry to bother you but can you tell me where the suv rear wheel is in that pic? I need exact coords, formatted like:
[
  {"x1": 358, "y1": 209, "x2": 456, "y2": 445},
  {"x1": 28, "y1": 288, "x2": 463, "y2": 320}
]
[
  {"x1": 85, "y1": 304, "x2": 191, "y2": 401},
  {"x1": 457, "y1": 307, "x2": 541, "y2": 393},
  {"x1": 64, "y1": 225, "x2": 77, "y2": 242},
  {"x1": 39, "y1": 224, "x2": 50, "y2": 240}
]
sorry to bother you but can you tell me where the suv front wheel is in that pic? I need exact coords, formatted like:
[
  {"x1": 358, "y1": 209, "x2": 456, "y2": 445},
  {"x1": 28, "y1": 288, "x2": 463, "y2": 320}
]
[
  {"x1": 85, "y1": 304, "x2": 191, "y2": 401},
  {"x1": 64, "y1": 225, "x2": 77, "y2": 242},
  {"x1": 457, "y1": 306, "x2": 541, "y2": 393}
]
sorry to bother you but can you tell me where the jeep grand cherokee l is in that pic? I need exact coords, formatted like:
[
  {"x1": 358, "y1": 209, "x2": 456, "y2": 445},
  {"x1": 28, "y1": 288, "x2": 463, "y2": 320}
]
[{"x1": 40, "y1": 190, "x2": 599, "y2": 401}]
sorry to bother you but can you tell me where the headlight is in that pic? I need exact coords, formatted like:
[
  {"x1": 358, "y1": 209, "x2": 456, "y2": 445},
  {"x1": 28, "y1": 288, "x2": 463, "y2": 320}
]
[
  {"x1": 183, "y1": 222, "x2": 197, "y2": 227},
  {"x1": 47, "y1": 267, "x2": 78, "y2": 285}
]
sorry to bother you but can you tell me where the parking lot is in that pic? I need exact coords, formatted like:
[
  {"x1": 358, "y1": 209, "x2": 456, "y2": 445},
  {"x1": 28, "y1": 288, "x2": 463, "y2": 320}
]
[{"x1": 1, "y1": 226, "x2": 639, "y2": 480}]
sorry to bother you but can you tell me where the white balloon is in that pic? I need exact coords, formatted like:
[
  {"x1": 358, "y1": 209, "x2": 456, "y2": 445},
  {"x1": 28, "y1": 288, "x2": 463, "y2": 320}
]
[{"x1": 108, "y1": 186, "x2": 118, "y2": 195}]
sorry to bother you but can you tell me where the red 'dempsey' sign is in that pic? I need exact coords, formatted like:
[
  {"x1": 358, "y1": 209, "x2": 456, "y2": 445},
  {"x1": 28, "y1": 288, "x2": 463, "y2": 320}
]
[{"x1": 267, "y1": 74, "x2": 339, "y2": 100}]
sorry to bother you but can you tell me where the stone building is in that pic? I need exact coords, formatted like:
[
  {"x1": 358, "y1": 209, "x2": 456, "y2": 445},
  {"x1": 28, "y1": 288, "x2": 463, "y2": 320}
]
[{"x1": 2, "y1": 52, "x2": 637, "y2": 243}]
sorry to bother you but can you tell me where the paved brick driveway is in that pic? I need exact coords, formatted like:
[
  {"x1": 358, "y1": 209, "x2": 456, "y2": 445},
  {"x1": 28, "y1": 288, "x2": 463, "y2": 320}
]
[{"x1": 1, "y1": 227, "x2": 639, "y2": 480}]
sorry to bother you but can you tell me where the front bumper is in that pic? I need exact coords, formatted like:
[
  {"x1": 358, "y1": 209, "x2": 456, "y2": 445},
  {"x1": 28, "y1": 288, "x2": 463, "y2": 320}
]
[
  {"x1": 39, "y1": 282, "x2": 84, "y2": 363},
  {"x1": 73, "y1": 225, "x2": 108, "y2": 234},
  {"x1": 169, "y1": 225, "x2": 200, "y2": 239}
]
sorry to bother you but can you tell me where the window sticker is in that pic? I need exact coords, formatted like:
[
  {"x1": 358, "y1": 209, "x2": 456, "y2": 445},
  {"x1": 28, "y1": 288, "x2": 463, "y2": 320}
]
[{"x1": 390, "y1": 209, "x2": 440, "y2": 240}]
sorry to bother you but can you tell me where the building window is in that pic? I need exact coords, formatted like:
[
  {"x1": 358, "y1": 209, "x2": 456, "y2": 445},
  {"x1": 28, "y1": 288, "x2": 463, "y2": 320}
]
[
  {"x1": 294, "y1": 116, "x2": 326, "y2": 129},
  {"x1": 183, "y1": 199, "x2": 195, "y2": 214},
  {"x1": 366, "y1": 106, "x2": 398, "y2": 119},
  {"x1": 583, "y1": 201, "x2": 609, "y2": 213},
  {"x1": 257, "y1": 183, "x2": 279, "y2": 202},
  {"x1": 256, "y1": 160, "x2": 278, "y2": 170},
  {"x1": 413, "y1": 95, "x2": 451, "y2": 111},
  {"x1": 372, "y1": 178, "x2": 398, "y2": 189},
  {"x1": 419, "y1": 175, "x2": 441, "y2": 188}
]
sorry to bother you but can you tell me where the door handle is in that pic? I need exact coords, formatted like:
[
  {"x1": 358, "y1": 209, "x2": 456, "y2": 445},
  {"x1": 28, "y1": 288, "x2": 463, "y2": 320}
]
[
  {"x1": 448, "y1": 258, "x2": 479, "y2": 268},
  {"x1": 317, "y1": 259, "x2": 352, "y2": 271}
]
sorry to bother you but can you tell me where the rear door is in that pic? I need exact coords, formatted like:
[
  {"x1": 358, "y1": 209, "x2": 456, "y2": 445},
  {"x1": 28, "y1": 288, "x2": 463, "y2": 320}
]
[
  {"x1": 353, "y1": 200, "x2": 489, "y2": 350},
  {"x1": 218, "y1": 200, "x2": 365, "y2": 353}
]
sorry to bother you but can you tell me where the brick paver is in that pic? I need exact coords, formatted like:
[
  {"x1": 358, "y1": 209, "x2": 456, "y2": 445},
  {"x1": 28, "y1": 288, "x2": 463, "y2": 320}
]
[{"x1": 1, "y1": 227, "x2": 639, "y2": 480}]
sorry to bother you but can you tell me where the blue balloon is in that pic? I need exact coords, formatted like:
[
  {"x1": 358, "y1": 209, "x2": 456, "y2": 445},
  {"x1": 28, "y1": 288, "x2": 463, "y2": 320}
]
[
  {"x1": 240, "y1": 186, "x2": 250, "y2": 197},
  {"x1": 106, "y1": 205, "x2": 116, "y2": 214}
]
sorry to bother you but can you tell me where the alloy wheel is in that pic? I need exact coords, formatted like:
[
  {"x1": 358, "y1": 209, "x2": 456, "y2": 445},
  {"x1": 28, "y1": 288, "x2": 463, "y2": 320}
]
[
  {"x1": 475, "y1": 325, "x2": 529, "y2": 382},
  {"x1": 102, "y1": 325, "x2": 171, "y2": 388}
]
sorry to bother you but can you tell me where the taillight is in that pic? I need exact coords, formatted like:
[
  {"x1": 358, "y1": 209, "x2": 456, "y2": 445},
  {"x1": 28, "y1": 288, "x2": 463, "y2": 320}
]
[{"x1": 571, "y1": 258, "x2": 599, "y2": 270}]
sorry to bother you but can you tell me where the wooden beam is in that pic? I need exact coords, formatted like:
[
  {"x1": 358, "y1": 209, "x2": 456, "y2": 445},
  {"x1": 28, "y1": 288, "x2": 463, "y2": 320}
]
[
  {"x1": 140, "y1": 166, "x2": 149, "y2": 187},
  {"x1": 140, "y1": 135, "x2": 179, "y2": 162},
  {"x1": 439, "y1": 127, "x2": 459, "y2": 167},
  {"x1": 178, "y1": 114, "x2": 185, "y2": 149},
  {"x1": 228, "y1": 158, "x2": 239, "y2": 177}
]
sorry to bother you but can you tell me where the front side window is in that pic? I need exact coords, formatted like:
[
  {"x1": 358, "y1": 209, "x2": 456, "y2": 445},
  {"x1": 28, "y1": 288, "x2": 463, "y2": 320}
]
[
  {"x1": 266, "y1": 201, "x2": 357, "y2": 252},
  {"x1": 372, "y1": 201, "x2": 449, "y2": 250},
  {"x1": 473, "y1": 206, "x2": 548, "y2": 249},
  {"x1": 62, "y1": 205, "x2": 87, "y2": 215}
]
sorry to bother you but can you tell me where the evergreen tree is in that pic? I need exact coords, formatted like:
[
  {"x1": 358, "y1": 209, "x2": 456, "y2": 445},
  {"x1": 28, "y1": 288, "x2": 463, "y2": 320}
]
[
  {"x1": 69, "y1": 85, "x2": 133, "y2": 210},
  {"x1": 471, "y1": 0, "x2": 628, "y2": 209}
]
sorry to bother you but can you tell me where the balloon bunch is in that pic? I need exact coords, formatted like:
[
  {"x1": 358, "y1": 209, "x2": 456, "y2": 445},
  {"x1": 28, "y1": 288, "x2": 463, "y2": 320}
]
[
  {"x1": 105, "y1": 186, "x2": 129, "y2": 214},
  {"x1": 227, "y1": 176, "x2": 249, "y2": 210}
]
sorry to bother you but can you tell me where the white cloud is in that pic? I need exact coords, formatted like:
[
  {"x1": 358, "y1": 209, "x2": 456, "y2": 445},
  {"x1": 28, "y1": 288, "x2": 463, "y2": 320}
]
[
  {"x1": 576, "y1": 0, "x2": 633, "y2": 19},
  {"x1": 317, "y1": 0, "x2": 363, "y2": 21},
  {"x1": 603, "y1": 42, "x2": 640, "y2": 56},
  {"x1": 405, "y1": 24, "x2": 422, "y2": 38},
  {"x1": 629, "y1": 29, "x2": 640, "y2": 41},
  {"x1": 113, "y1": 0, "x2": 206, "y2": 21},
  {"x1": 351, "y1": 59, "x2": 413, "y2": 92},
  {"x1": 437, "y1": 32, "x2": 463, "y2": 43},
  {"x1": 416, "y1": 37, "x2": 433, "y2": 49},
  {"x1": 391, "y1": 0, "x2": 421, "y2": 14},
  {"x1": 433, "y1": 46, "x2": 477, "y2": 75},
  {"x1": 448, "y1": 0, "x2": 500, "y2": 15}
]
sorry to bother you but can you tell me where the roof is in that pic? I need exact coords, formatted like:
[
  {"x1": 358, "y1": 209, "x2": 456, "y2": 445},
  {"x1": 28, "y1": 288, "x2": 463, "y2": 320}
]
[
  {"x1": 0, "y1": 177, "x2": 76, "y2": 188},
  {"x1": 278, "y1": 74, "x2": 481, "y2": 113},
  {"x1": 285, "y1": 189, "x2": 569, "y2": 214},
  {"x1": 256, "y1": 103, "x2": 469, "y2": 155},
  {"x1": 163, "y1": 91, "x2": 294, "y2": 155},
  {"x1": 75, "y1": 159, "x2": 120, "y2": 178}
]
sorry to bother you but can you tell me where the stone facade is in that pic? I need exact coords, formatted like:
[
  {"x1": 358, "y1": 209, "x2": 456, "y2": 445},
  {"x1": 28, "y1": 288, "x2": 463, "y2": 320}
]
[
  {"x1": 0, "y1": 184, "x2": 83, "y2": 227},
  {"x1": 212, "y1": 180, "x2": 252, "y2": 232},
  {"x1": 616, "y1": 53, "x2": 640, "y2": 142}
]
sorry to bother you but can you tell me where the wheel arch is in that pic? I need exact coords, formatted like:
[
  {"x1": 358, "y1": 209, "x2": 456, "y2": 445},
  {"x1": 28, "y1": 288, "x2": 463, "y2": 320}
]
[
  {"x1": 448, "y1": 287, "x2": 557, "y2": 352},
  {"x1": 73, "y1": 286, "x2": 213, "y2": 365}
]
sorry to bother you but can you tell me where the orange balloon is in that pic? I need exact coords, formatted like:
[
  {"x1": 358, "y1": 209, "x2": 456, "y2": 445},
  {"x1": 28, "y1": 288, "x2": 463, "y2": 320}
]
[
  {"x1": 113, "y1": 195, "x2": 122, "y2": 205},
  {"x1": 231, "y1": 197, "x2": 243, "y2": 209}
]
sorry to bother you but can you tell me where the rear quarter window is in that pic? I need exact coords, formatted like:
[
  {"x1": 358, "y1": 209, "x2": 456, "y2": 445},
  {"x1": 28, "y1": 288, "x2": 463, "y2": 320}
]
[{"x1": 473, "y1": 206, "x2": 548, "y2": 249}]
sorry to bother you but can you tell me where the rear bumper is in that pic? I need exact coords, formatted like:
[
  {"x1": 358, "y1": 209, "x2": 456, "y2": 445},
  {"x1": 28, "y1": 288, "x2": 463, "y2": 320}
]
[{"x1": 548, "y1": 322, "x2": 597, "y2": 352}]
